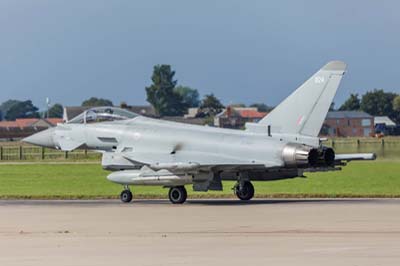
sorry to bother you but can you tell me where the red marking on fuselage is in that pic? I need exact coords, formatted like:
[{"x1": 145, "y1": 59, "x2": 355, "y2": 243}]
[{"x1": 297, "y1": 115, "x2": 303, "y2": 125}]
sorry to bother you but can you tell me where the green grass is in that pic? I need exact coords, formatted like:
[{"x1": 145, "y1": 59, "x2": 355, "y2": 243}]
[{"x1": 0, "y1": 161, "x2": 399, "y2": 199}]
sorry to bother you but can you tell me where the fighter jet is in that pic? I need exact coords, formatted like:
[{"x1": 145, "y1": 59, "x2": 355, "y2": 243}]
[{"x1": 24, "y1": 61, "x2": 375, "y2": 204}]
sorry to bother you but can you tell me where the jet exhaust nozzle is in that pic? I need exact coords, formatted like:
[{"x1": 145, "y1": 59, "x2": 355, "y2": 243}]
[
  {"x1": 320, "y1": 147, "x2": 335, "y2": 166},
  {"x1": 282, "y1": 143, "x2": 318, "y2": 167},
  {"x1": 282, "y1": 143, "x2": 336, "y2": 168}
]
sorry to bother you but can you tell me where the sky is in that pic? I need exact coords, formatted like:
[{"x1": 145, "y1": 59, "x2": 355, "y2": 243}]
[{"x1": 0, "y1": 0, "x2": 399, "y2": 111}]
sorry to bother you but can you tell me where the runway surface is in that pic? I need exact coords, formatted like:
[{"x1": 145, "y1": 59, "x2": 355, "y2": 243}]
[{"x1": 0, "y1": 199, "x2": 399, "y2": 266}]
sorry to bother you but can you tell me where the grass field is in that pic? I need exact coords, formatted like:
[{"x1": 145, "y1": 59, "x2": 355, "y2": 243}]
[{"x1": 0, "y1": 161, "x2": 399, "y2": 199}]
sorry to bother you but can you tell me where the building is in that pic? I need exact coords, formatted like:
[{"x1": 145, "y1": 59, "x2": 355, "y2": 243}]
[
  {"x1": 184, "y1": 107, "x2": 201, "y2": 118},
  {"x1": 0, "y1": 118, "x2": 62, "y2": 129},
  {"x1": 374, "y1": 116, "x2": 399, "y2": 136},
  {"x1": 214, "y1": 107, "x2": 267, "y2": 129},
  {"x1": 321, "y1": 111, "x2": 374, "y2": 137},
  {"x1": 0, "y1": 118, "x2": 62, "y2": 140}
]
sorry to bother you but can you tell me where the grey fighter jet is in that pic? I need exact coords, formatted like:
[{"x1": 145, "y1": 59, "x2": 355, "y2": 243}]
[{"x1": 24, "y1": 61, "x2": 375, "y2": 204}]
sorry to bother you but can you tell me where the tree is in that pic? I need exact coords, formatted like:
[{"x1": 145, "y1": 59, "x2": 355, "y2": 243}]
[
  {"x1": 393, "y1": 95, "x2": 400, "y2": 112},
  {"x1": 174, "y1": 86, "x2": 200, "y2": 108},
  {"x1": 145, "y1": 65, "x2": 185, "y2": 116},
  {"x1": 249, "y1": 103, "x2": 273, "y2": 112},
  {"x1": 339, "y1": 93, "x2": 360, "y2": 111},
  {"x1": 392, "y1": 95, "x2": 400, "y2": 123},
  {"x1": 200, "y1": 94, "x2": 224, "y2": 115},
  {"x1": 82, "y1": 97, "x2": 113, "y2": 107},
  {"x1": 48, "y1": 103, "x2": 63, "y2": 118},
  {"x1": 0, "y1": 99, "x2": 21, "y2": 120},
  {"x1": 5, "y1": 100, "x2": 39, "y2": 120},
  {"x1": 360, "y1": 89, "x2": 397, "y2": 120}
]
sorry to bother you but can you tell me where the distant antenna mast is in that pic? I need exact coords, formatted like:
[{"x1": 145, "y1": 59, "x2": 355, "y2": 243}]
[{"x1": 46, "y1": 97, "x2": 51, "y2": 118}]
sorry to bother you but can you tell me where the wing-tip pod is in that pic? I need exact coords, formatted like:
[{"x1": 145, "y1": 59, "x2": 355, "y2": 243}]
[
  {"x1": 334, "y1": 153, "x2": 377, "y2": 161},
  {"x1": 322, "y1": 61, "x2": 347, "y2": 72}
]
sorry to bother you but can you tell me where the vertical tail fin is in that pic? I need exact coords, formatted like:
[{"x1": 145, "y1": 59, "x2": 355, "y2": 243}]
[{"x1": 258, "y1": 61, "x2": 347, "y2": 137}]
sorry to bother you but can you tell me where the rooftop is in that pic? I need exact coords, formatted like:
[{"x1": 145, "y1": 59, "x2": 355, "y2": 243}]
[
  {"x1": 0, "y1": 118, "x2": 62, "y2": 129},
  {"x1": 326, "y1": 111, "x2": 372, "y2": 119},
  {"x1": 216, "y1": 107, "x2": 268, "y2": 118},
  {"x1": 238, "y1": 109, "x2": 267, "y2": 119},
  {"x1": 374, "y1": 116, "x2": 396, "y2": 126}
]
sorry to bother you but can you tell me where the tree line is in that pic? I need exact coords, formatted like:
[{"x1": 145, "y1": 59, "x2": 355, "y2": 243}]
[
  {"x1": 0, "y1": 64, "x2": 265, "y2": 121},
  {"x1": 335, "y1": 90, "x2": 400, "y2": 123},
  {"x1": 0, "y1": 64, "x2": 398, "y2": 122},
  {"x1": 0, "y1": 100, "x2": 64, "y2": 121}
]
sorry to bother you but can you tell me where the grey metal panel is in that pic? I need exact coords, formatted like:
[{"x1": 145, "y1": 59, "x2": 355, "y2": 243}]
[
  {"x1": 300, "y1": 74, "x2": 343, "y2": 136},
  {"x1": 257, "y1": 61, "x2": 346, "y2": 137}
]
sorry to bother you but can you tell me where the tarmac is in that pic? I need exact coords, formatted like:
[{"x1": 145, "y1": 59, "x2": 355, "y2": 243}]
[{"x1": 0, "y1": 199, "x2": 399, "y2": 266}]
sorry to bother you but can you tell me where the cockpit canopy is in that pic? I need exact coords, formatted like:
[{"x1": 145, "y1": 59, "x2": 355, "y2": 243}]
[{"x1": 68, "y1": 107, "x2": 139, "y2": 124}]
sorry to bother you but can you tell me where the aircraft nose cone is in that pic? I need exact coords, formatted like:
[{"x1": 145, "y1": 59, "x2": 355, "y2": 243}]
[{"x1": 23, "y1": 128, "x2": 56, "y2": 148}]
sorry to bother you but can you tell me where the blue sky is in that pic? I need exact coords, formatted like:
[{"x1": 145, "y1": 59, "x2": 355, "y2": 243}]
[{"x1": 0, "y1": 0, "x2": 399, "y2": 110}]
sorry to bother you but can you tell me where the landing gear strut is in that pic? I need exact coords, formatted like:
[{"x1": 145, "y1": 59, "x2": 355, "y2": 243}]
[
  {"x1": 168, "y1": 186, "x2": 187, "y2": 204},
  {"x1": 120, "y1": 185, "x2": 133, "y2": 203},
  {"x1": 235, "y1": 181, "x2": 254, "y2": 201}
]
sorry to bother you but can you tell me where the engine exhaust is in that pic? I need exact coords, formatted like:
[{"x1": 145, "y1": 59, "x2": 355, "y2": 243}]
[
  {"x1": 320, "y1": 147, "x2": 335, "y2": 166},
  {"x1": 282, "y1": 143, "x2": 318, "y2": 167},
  {"x1": 282, "y1": 143, "x2": 335, "y2": 168}
]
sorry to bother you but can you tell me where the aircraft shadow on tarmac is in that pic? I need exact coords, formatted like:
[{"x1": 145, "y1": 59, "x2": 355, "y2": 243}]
[
  {"x1": 180, "y1": 199, "x2": 380, "y2": 206},
  {"x1": 133, "y1": 198, "x2": 383, "y2": 206},
  {"x1": 0, "y1": 198, "x2": 389, "y2": 207}
]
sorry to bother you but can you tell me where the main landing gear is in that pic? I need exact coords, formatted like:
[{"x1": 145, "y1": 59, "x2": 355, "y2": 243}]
[
  {"x1": 168, "y1": 186, "x2": 187, "y2": 204},
  {"x1": 119, "y1": 181, "x2": 253, "y2": 203},
  {"x1": 234, "y1": 181, "x2": 254, "y2": 201},
  {"x1": 120, "y1": 185, "x2": 133, "y2": 203}
]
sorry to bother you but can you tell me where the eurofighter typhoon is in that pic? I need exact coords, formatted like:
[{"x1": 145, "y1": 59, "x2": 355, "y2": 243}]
[{"x1": 24, "y1": 61, "x2": 375, "y2": 204}]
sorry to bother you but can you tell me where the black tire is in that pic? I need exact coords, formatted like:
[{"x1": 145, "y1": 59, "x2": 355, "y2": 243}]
[
  {"x1": 120, "y1": 190, "x2": 133, "y2": 203},
  {"x1": 168, "y1": 186, "x2": 187, "y2": 204},
  {"x1": 235, "y1": 181, "x2": 254, "y2": 201}
]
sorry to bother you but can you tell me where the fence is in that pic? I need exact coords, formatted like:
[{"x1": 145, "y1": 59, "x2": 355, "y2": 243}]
[
  {"x1": 322, "y1": 137, "x2": 400, "y2": 159},
  {"x1": 0, "y1": 137, "x2": 399, "y2": 161},
  {"x1": 0, "y1": 145, "x2": 100, "y2": 161}
]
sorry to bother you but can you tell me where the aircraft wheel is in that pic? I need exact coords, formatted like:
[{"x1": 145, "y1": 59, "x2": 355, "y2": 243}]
[
  {"x1": 168, "y1": 186, "x2": 187, "y2": 204},
  {"x1": 120, "y1": 189, "x2": 133, "y2": 203},
  {"x1": 235, "y1": 181, "x2": 254, "y2": 201}
]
